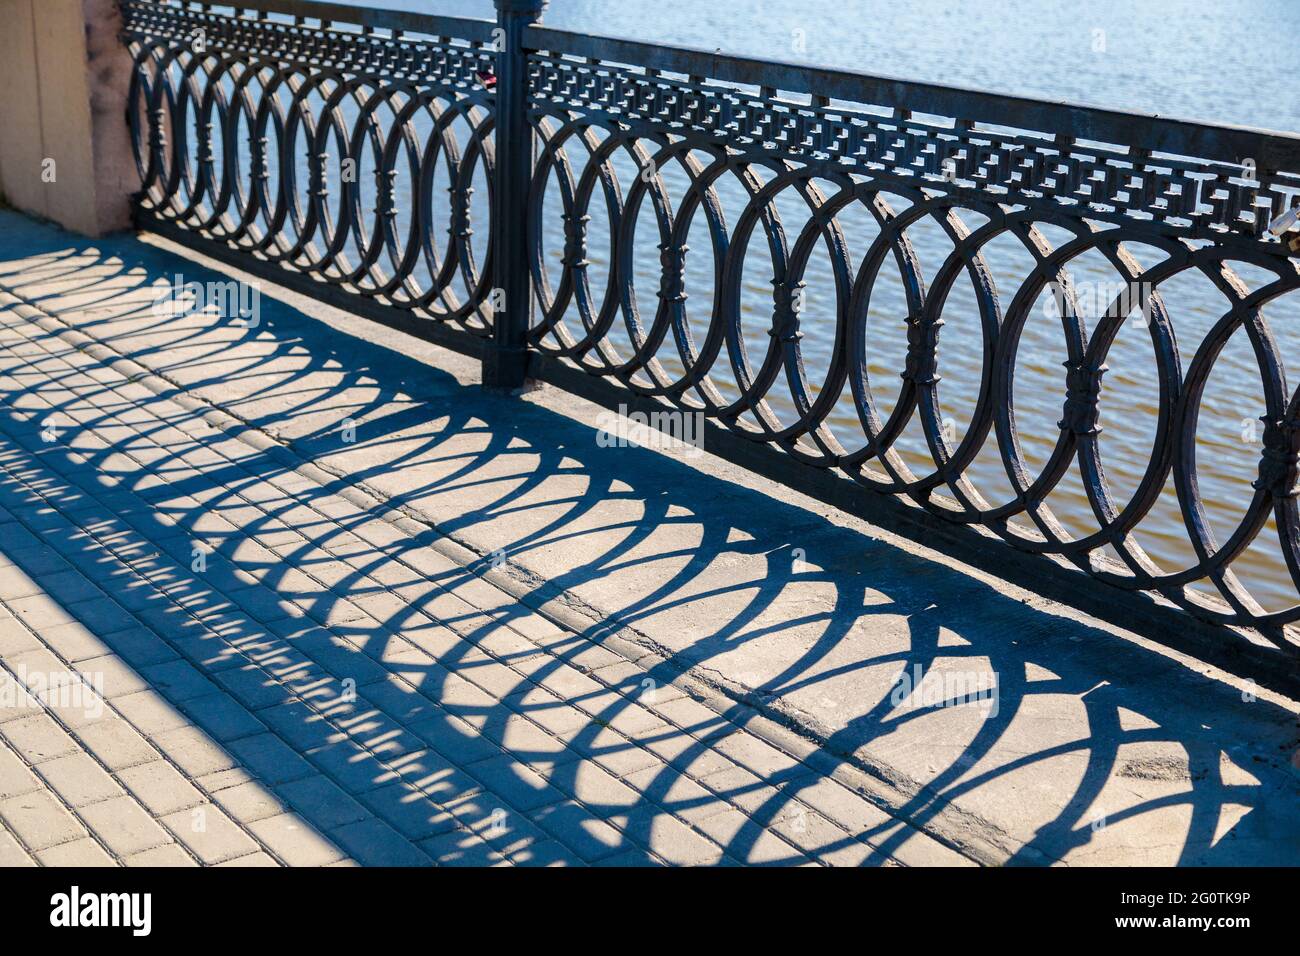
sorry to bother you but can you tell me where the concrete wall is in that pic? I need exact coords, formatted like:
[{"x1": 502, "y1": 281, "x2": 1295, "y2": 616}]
[{"x1": 0, "y1": 0, "x2": 135, "y2": 236}]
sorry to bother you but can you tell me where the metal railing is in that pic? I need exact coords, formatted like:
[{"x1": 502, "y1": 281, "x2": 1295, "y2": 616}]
[{"x1": 119, "y1": 0, "x2": 1300, "y2": 649}]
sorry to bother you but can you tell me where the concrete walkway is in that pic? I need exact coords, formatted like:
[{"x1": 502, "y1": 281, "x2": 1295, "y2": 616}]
[{"x1": 0, "y1": 208, "x2": 1296, "y2": 866}]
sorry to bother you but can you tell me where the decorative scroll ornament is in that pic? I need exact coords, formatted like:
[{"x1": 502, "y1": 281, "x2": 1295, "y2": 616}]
[
  {"x1": 1059, "y1": 361, "x2": 1108, "y2": 436},
  {"x1": 1255, "y1": 416, "x2": 1300, "y2": 499}
]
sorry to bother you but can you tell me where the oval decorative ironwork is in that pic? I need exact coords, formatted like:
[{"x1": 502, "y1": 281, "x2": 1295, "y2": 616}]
[
  {"x1": 122, "y1": 0, "x2": 502, "y2": 337},
  {"x1": 120, "y1": 0, "x2": 1300, "y2": 643}
]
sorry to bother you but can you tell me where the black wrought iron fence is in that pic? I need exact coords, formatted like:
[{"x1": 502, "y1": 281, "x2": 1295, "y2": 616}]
[{"x1": 119, "y1": 0, "x2": 1300, "y2": 647}]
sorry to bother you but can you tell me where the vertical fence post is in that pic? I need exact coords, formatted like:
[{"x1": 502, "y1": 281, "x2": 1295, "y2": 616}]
[{"x1": 483, "y1": 0, "x2": 547, "y2": 389}]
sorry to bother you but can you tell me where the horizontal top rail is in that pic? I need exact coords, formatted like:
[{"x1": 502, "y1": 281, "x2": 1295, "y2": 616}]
[
  {"x1": 525, "y1": 25, "x2": 1300, "y2": 173},
  {"x1": 142, "y1": 0, "x2": 499, "y2": 42},
  {"x1": 127, "y1": 2, "x2": 1300, "y2": 174}
]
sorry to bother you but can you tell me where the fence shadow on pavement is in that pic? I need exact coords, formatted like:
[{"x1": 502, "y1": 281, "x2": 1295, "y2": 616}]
[{"x1": 0, "y1": 211, "x2": 1296, "y2": 866}]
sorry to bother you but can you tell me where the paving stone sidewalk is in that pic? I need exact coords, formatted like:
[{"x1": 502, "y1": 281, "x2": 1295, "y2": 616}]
[
  {"x1": 0, "y1": 276, "x2": 962, "y2": 866},
  {"x1": 1, "y1": 210, "x2": 1296, "y2": 867}
]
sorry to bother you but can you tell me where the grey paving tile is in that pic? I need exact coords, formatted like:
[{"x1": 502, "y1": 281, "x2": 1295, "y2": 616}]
[
  {"x1": 72, "y1": 717, "x2": 158, "y2": 771},
  {"x1": 194, "y1": 767, "x2": 256, "y2": 794},
  {"x1": 0, "y1": 743, "x2": 40, "y2": 799},
  {"x1": 116, "y1": 760, "x2": 205, "y2": 816},
  {"x1": 697, "y1": 765, "x2": 789, "y2": 818},
  {"x1": 407, "y1": 710, "x2": 502, "y2": 766},
  {"x1": 0, "y1": 564, "x2": 43, "y2": 601},
  {"x1": 247, "y1": 813, "x2": 346, "y2": 866},
  {"x1": 34, "y1": 753, "x2": 124, "y2": 807},
  {"x1": 690, "y1": 807, "x2": 808, "y2": 865},
  {"x1": 67, "y1": 596, "x2": 139, "y2": 638},
  {"x1": 150, "y1": 726, "x2": 238, "y2": 777},
  {"x1": 619, "y1": 803, "x2": 725, "y2": 865},
  {"x1": 211, "y1": 664, "x2": 293, "y2": 711},
  {"x1": 37, "y1": 837, "x2": 116, "y2": 867},
  {"x1": 0, "y1": 789, "x2": 86, "y2": 851},
  {"x1": 76, "y1": 654, "x2": 149, "y2": 700},
  {"x1": 225, "y1": 732, "x2": 317, "y2": 786},
  {"x1": 1, "y1": 713, "x2": 79, "y2": 764},
  {"x1": 591, "y1": 847, "x2": 664, "y2": 867},
  {"x1": 95, "y1": 626, "x2": 180, "y2": 668},
  {"x1": 80, "y1": 795, "x2": 172, "y2": 857},
  {"x1": 357, "y1": 674, "x2": 440, "y2": 723},
  {"x1": 508, "y1": 839, "x2": 584, "y2": 867},
  {"x1": 38, "y1": 622, "x2": 108, "y2": 663},
  {"x1": 443, "y1": 792, "x2": 550, "y2": 859},
  {"x1": 258, "y1": 699, "x2": 336, "y2": 752},
  {"x1": 357, "y1": 780, "x2": 457, "y2": 841},
  {"x1": 35, "y1": 570, "x2": 104, "y2": 607},
  {"x1": 139, "y1": 659, "x2": 218, "y2": 702},
  {"x1": 123, "y1": 844, "x2": 199, "y2": 866},
  {"x1": 530, "y1": 800, "x2": 625, "y2": 862},
  {"x1": 303, "y1": 738, "x2": 392, "y2": 794},
  {"x1": 8, "y1": 594, "x2": 75, "y2": 630},
  {"x1": 328, "y1": 817, "x2": 431, "y2": 867},
  {"x1": 178, "y1": 691, "x2": 267, "y2": 742},
  {"x1": 275, "y1": 774, "x2": 370, "y2": 830},
  {"x1": 417, "y1": 827, "x2": 505, "y2": 866},
  {"x1": 464, "y1": 755, "x2": 565, "y2": 814},
  {"x1": 711, "y1": 732, "x2": 806, "y2": 778},
  {"x1": 216, "y1": 851, "x2": 280, "y2": 867},
  {"x1": 546, "y1": 760, "x2": 642, "y2": 816},
  {"x1": 0, "y1": 618, "x2": 41, "y2": 656},
  {"x1": 113, "y1": 690, "x2": 191, "y2": 736},
  {"x1": 211, "y1": 780, "x2": 288, "y2": 824},
  {"x1": 622, "y1": 765, "x2": 729, "y2": 826},
  {"x1": 222, "y1": 585, "x2": 298, "y2": 623},
  {"x1": 388, "y1": 749, "x2": 482, "y2": 806},
  {"x1": 160, "y1": 803, "x2": 258, "y2": 864}
]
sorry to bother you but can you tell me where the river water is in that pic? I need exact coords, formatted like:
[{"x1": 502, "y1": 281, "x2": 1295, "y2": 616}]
[{"x1": 324, "y1": 1, "x2": 1300, "y2": 612}]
